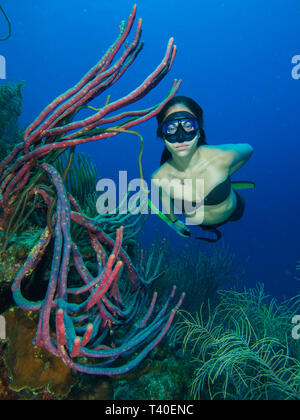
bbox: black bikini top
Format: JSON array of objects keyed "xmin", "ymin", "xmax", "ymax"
[
  {"xmin": 204, "ymin": 176, "xmax": 231, "ymax": 206},
  {"xmin": 180, "ymin": 176, "xmax": 232, "ymax": 209}
]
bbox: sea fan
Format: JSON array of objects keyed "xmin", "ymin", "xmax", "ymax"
[{"xmin": 172, "ymin": 287, "xmax": 300, "ymax": 400}]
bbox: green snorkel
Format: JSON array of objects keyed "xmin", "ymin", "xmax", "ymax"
[{"xmin": 0, "ymin": 4, "xmax": 11, "ymax": 41}]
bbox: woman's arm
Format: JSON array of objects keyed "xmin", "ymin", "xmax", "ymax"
[{"xmin": 218, "ymin": 143, "xmax": 253, "ymax": 175}]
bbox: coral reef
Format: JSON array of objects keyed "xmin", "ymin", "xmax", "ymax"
[
  {"xmin": 0, "ymin": 342, "xmax": 18, "ymax": 400},
  {"xmin": 3, "ymin": 4, "xmax": 292, "ymax": 402},
  {"xmin": 54, "ymin": 149, "xmax": 99, "ymax": 215},
  {"xmin": 3, "ymin": 307, "xmax": 76, "ymax": 398},
  {"xmin": 172, "ymin": 284, "xmax": 300, "ymax": 400},
  {"xmin": 70, "ymin": 376, "xmax": 114, "ymax": 400},
  {"xmin": 112, "ymin": 344, "xmax": 192, "ymax": 400},
  {"xmin": 0, "ymin": 82, "xmax": 24, "ymax": 160},
  {"xmin": 0, "ymin": 5, "xmax": 184, "ymax": 382},
  {"xmin": 54, "ymin": 150, "xmax": 146, "ymax": 247}
]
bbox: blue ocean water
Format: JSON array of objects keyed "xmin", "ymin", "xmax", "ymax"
[{"xmin": 1, "ymin": 0, "xmax": 299, "ymax": 300}]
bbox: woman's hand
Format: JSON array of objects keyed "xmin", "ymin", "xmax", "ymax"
[
  {"xmin": 218, "ymin": 143, "xmax": 253, "ymax": 175},
  {"xmin": 172, "ymin": 219, "xmax": 191, "ymax": 237}
]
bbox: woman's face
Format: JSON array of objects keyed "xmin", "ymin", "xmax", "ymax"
[{"xmin": 162, "ymin": 104, "xmax": 200, "ymax": 159}]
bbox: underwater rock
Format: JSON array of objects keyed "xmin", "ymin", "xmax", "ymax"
[
  {"xmin": 113, "ymin": 346, "xmax": 192, "ymax": 400},
  {"xmin": 0, "ymin": 281, "xmax": 13, "ymax": 313},
  {"xmin": 0, "ymin": 229, "xmax": 44, "ymax": 283},
  {"xmin": 0, "ymin": 235, "xmax": 33, "ymax": 312},
  {"xmin": 70, "ymin": 377, "xmax": 114, "ymax": 400},
  {"xmin": 0, "ymin": 342, "xmax": 19, "ymax": 400},
  {"xmin": 3, "ymin": 307, "xmax": 76, "ymax": 399}
]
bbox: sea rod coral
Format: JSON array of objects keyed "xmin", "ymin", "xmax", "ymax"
[{"xmin": 0, "ymin": 5, "xmax": 184, "ymax": 375}]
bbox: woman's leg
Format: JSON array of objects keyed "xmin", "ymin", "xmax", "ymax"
[
  {"xmin": 196, "ymin": 190, "xmax": 246, "ymax": 241},
  {"xmin": 229, "ymin": 190, "xmax": 245, "ymax": 222}
]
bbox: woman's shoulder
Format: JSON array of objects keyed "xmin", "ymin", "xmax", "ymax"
[
  {"xmin": 199, "ymin": 144, "xmax": 226, "ymax": 160},
  {"xmin": 201, "ymin": 144, "xmax": 227, "ymax": 153},
  {"xmin": 151, "ymin": 162, "xmax": 172, "ymax": 184},
  {"xmin": 202, "ymin": 143, "xmax": 253, "ymax": 153},
  {"xmin": 198, "ymin": 144, "xmax": 235, "ymax": 171},
  {"xmin": 200, "ymin": 143, "xmax": 253, "ymax": 171},
  {"xmin": 200, "ymin": 144, "xmax": 240, "ymax": 160}
]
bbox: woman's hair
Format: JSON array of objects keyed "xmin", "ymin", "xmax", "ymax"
[{"xmin": 156, "ymin": 96, "xmax": 207, "ymax": 166}]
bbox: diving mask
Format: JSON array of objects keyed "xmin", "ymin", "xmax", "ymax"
[{"xmin": 161, "ymin": 111, "xmax": 199, "ymax": 143}]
